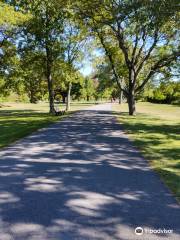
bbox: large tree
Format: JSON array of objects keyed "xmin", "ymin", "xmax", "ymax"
[
  {"xmin": 74, "ymin": 0, "xmax": 180, "ymax": 115},
  {"xmin": 13, "ymin": 0, "xmax": 68, "ymax": 113},
  {"xmin": 0, "ymin": 1, "xmax": 29, "ymax": 98}
]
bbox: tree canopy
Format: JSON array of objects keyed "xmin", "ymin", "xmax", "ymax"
[
  {"xmin": 0, "ymin": 0, "xmax": 179, "ymax": 114},
  {"xmin": 73, "ymin": 0, "xmax": 180, "ymax": 114}
]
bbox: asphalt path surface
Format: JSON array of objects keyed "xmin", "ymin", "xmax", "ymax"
[{"xmin": 0, "ymin": 104, "xmax": 179, "ymax": 240}]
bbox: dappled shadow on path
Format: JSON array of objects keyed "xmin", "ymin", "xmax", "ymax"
[{"xmin": 0, "ymin": 110, "xmax": 179, "ymax": 240}]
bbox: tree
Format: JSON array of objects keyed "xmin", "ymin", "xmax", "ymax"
[
  {"xmin": 0, "ymin": 1, "xmax": 29, "ymax": 99},
  {"xmin": 93, "ymin": 44, "xmax": 128, "ymax": 103},
  {"xmin": 0, "ymin": 40, "xmax": 20, "ymax": 97},
  {"xmin": 62, "ymin": 21, "xmax": 87, "ymax": 111},
  {"xmin": 20, "ymin": 50, "xmax": 47, "ymax": 103},
  {"xmin": 14, "ymin": 0, "xmax": 68, "ymax": 113},
  {"xmin": 74, "ymin": 0, "xmax": 180, "ymax": 115},
  {"xmin": 95, "ymin": 61, "xmax": 121, "ymax": 102},
  {"xmin": 0, "ymin": 1, "xmax": 29, "ymax": 47},
  {"xmin": 147, "ymin": 80, "xmax": 180, "ymax": 104},
  {"xmin": 53, "ymin": 60, "xmax": 81, "ymax": 109},
  {"xmin": 80, "ymin": 76, "xmax": 97, "ymax": 101}
]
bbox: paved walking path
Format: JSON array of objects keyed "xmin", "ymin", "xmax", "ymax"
[{"xmin": 0, "ymin": 104, "xmax": 179, "ymax": 240}]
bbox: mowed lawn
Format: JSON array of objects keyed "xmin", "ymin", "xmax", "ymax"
[
  {"xmin": 0, "ymin": 102, "xmax": 94, "ymax": 148},
  {"xmin": 114, "ymin": 102, "xmax": 180, "ymax": 202}
]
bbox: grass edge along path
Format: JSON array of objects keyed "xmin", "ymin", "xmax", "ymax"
[
  {"xmin": 0, "ymin": 102, "xmax": 97, "ymax": 149},
  {"xmin": 113, "ymin": 102, "xmax": 180, "ymax": 203},
  {"xmin": 0, "ymin": 112, "xmax": 70, "ymax": 149}
]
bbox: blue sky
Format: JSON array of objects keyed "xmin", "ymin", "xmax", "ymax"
[
  {"xmin": 79, "ymin": 48, "xmax": 104, "ymax": 76},
  {"xmin": 80, "ymin": 64, "xmax": 93, "ymax": 76}
]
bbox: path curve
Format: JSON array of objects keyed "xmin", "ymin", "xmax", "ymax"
[{"xmin": 0, "ymin": 104, "xmax": 179, "ymax": 240}]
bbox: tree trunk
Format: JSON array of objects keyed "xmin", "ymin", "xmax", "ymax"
[
  {"xmin": 29, "ymin": 89, "xmax": 37, "ymax": 104},
  {"xmin": 47, "ymin": 71, "xmax": 55, "ymax": 114},
  {"xmin": 127, "ymin": 69, "xmax": 136, "ymax": 115},
  {"xmin": 62, "ymin": 95, "xmax": 66, "ymax": 104},
  {"xmin": 119, "ymin": 90, "xmax": 122, "ymax": 104},
  {"xmin": 30, "ymin": 95, "xmax": 36, "ymax": 104},
  {"xmin": 46, "ymin": 46, "xmax": 55, "ymax": 114},
  {"xmin": 29, "ymin": 91, "xmax": 34, "ymax": 104},
  {"xmin": 128, "ymin": 92, "xmax": 136, "ymax": 115},
  {"xmin": 66, "ymin": 82, "xmax": 72, "ymax": 111}
]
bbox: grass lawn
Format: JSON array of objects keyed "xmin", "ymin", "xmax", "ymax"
[
  {"xmin": 113, "ymin": 102, "xmax": 180, "ymax": 202},
  {"xmin": 0, "ymin": 101, "xmax": 95, "ymax": 149}
]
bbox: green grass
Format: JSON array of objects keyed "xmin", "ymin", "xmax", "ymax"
[
  {"xmin": 0, "ymin": 101, "xmax": 94, "ymax": 148},
  {"xmin": 113, "ymin": 102, "xmax": 180, "ymax": 202}
]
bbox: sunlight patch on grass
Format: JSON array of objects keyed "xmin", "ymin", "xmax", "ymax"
[
  {"xmin": 0, "ymin": 101, "xmax": 95, "ymax": 148},
  {"xmin": 0, "ymin": 112, "xmax": 60, "ymax": 148},
  {"xmin": 113, "ymin": 102, "xmax": 180, "ymax": 202}
]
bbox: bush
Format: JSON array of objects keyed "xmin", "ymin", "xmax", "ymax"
[{"xmin": 146, "ymin": 81, "xmax": 180, "ymax": 104}]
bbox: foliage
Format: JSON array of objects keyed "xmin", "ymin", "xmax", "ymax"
[
  {"xmin": 0, "ymin": 40, "xmax": 20, "ymax": 95},
  {"xmin": 73, "ymin": 0, "xmax": 180, "ymax": 114},
  {"xmin": 0, "ymin": 0, "xmax": 30, "ymax": 58},
  {"xmin": 147, "ymin": 80, "xmax": 180, "ymax": 104},
  {"xmin": 0, "ymin": 1, "xmax": 28, "ymax": 26},
  {"xmin": 0, "ymin": 0, "xmax": 179, "ymax": 110},
  {"xmin": 79, "ymin": 77, "xmax": 97, "ymax": 101},
  {"xmin": 0, "ymin": 1, "xmax": 30, "ymax": 97},
  {"xmin": 20, "ymin": 50, "xmax": 47, "ymax": 103},
  {"xmin": 95, "ymin": 61, "xmax": 118, "ymax": 100},
  {"xmin": 12, "ymin": 0, "xmax": 69, "ymax": 112}
]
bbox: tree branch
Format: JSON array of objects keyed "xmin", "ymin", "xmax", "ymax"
[
  {"xmin": 95, "ymin": 28, "xmax": 128, "ymax": 95},
  {"xmin": 131, "ymin": 33, "xmax": 139, "ymax": 64},
  {"xmin": 134, "ymin": 26, "xmax": 147, "ymax": 66},
  {"xmin": 114, "ymin": 21, "xmax": 131, "ymax": 69},
  {"xmin": 135, "ymin": 51, "xmax": 180, "ymax": 93},
  {"xmin": 135, "ymin": 29, "xmax": 159, "ymax": 78}
]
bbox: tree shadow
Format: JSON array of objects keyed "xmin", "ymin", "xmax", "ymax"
[
  {"xmin": 0, "ymin": 109, "xmax": 48, "ymax": 117},
  {"xmin": 112, "ymin": 111, "xmax": 179, "ymax": 158},
  {"xmin": 0, "ymin": 110, "xmax": 179, "ymax": 239},
  {"xmin": 0, "ymin": 110, "xmax": 61, "ymax": 149}
]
